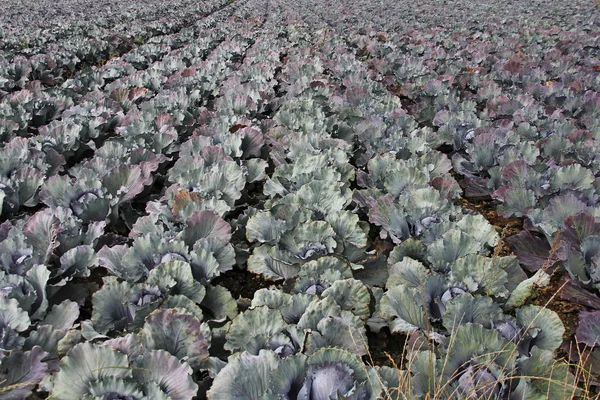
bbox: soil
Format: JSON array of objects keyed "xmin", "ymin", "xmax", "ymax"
[
  {"xmin": 457, "ymin": 196, "xmax": 588, "ymax": 367},
  {"xmin": 364, "ymin": 328, "xmax": 408, "ymax": 369},
  {"xmin": 362, "ymin": 193, "xmax": 537, "ymax": 371},
  {"xmin": 530, "ymin": 271, "xmax": 599, "ymax": 392},
  {"xmin": 457, "ymin": 197, "xmax": 523, "ymax": 257},
  {"xmin": 212, "ymin": 267, "xmax": 275, "ymax": 300},
  {"xmin": 531, "ymin": 271, "xmax": 585, "ymax": 342}
]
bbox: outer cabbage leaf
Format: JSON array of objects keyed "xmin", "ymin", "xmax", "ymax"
[
  {"xmin": 304, "ymin": 312, "xmax": 368, "ymax": 356},
  {"xmin": 294, "ymin": 256, "xmax": 353, "ymax": 295},
  {"xmin": 321, "ymin": 278, "xmax": 370, "ymax": 321},
  {"xmin": 493, "ymin": 186, "xmax": 536, "ymax": 217},
  {"xmin": 404, "ymin": 187, "xmax": 452, "ymax": 236},
  {"xmin": 2, "ymin": 167, "xmax": 46, "ymax": 211},
  {"xmin": 0, "ymin": 221, "xmax": 34, "ymax": 275},
  {"xmin": 507, "ymin": 230, "xmax": 554, "ymax": 272},
  {"xmin": 450, "ymin": 255, "xmax": 509, "ymax": 298},
  {"xmin": 180, "ymin": 210, "xmax": 231, "ymax": 248},
  {"xmin": 387, "ymin": 257, "xmax": 430, "ymax": 289},
  {"xmin": 102, "ymin": 164, "xmax": 150, "ymax": 206},
  {"xmin": 146, "ymin": 261, "xmax": 205, "ymax": 304},
  {"xmin": 388, "ymin": 239, "xmax": 427, "ymax": 266},
  {"xmin": 516, "ymin": 305, "xmax": 564, "ymax": 352},
  {"xmin": 506, "ymin": 270, "xmax": 551, "ymax": 308},
  {"xmin": 380, "ymin": 286, "xmax": 428, "ymax": 334},
  {"xmin": 427, "ymin": 229, "xmax": 480, "ymax": 272},
  {"xmin": 82, "ymin": 377, "xmax": 144, "ymax": 400},
  {"xmin": 456, "ymin": 214, "xmax": 499, "ymax": 248},
  {"xmin": 561, "ymin": 213, "xmax": 600, "ymax": 286},
  {"xmin": 169, "ymin": 156, "xmax": 245, "ymax": 207},
  {"xmin": 128, "ymin": 283, "xmax": 167, "ymax": 328},
  {"xmin": 201, "ymin": 284, "xmax": 238, "ymax": 321},
  {"xmin": 0, "ymin": 297, "xmax": 31, "ymax": 333},
  {"xmin": 238, "ymin": 126, "xmax": 264, "ymax": 158},
  {"xmin": 246, "ymin": 211, "xmax": 287, "ymax": 244},
  {"xmin": 383, "ymin": 166, "xmax": 428, "ymax": 196},
  {"xmin": 161, "ymin": 294, "xmax": 205, "ymax": 322},
  {"xmin": 294, "ymin": 181, "xmax": 351, "ymax": 217},
  {"xmin": 540, "ymin": 194, "xmax": 587, "ymax": 235},
  {"xmin": 500, "ymin": 159, "xmax": 539, "ymax": 187},
  {"xmin": 244, "ymin": 159, "xmax": 267, "ymax": 183},
  {"xmin": 50, "ymin": 343, "xmax": 131, "ymax": 400},
  {"xmin": 0, "ymin": 345, "xmax": 48, "ymax": 399},
  {"xmin": 132, "ymin": 350, "xmax": 198, "ymax": 400},
  {"xmin": 299, "ymin": 348, "xmax": 378, "ymax": 400},
  {"xmin": 42, "ymin": 300, "xmax": 80, "ymax": 331},
  {"xmin": 104, "ymin": 333, "xmax": 146, "ymax": 360},
  {"xmin": 376, "ymin": 365, "xmax": 405, "ymax": 400},
  {"xmin": 57, "ymin": 245, "xmax": 98, "ymax": 279},
  {"xmin": 264, "ymin": 354, "xmax": 308, "ymax": 399},
  {"xmin": 186, "ymin": 246, "xmax": 221, "ymax": 282},
  {"xmin": 455, "ymin": 362, "xmax": 506, "ymax": 399},
  {"xmin": 512, "ymin": 348, "xmax": 577, "ymax": 400},
  {"xmin": 168, "ymin": 188, "xmax": 230, "ymax": 220},
  {"xmin": 408, "ymin": 350, "xmax": 439, "ymax": 398},
  {"xmin": 142, "ymin": 308, "xmax": 209, "ymax": 371},
  {"xmin": 24, "ymin": 325, "xmax": 68, "ymax": 364},
  {"xmin": 296, "ymin": 296, "xmax": 342, "ymax": 331},
  {"xmin": 442, "ymin": 293, "xmax": 503, "ymax": 331},
  {"xmin": 40, "ymin": 174, "xmax": 110, "ymax": 222},
  {"xmin": 22, "ymin": 209, "xmax": 60, "ymax": 265},
  {"xmin": 326, "ymin": 210, "xmax": 368, "ymax": 248},
  {"xmin": 442, "ymin": 323, "xmax": 517, "ymax": 399},
  {"xmin": 247, "ymin": 245, "xmax": 301, "ymax": 281},
  {"xmin": 563, "ymin": 213, "xmax": 600, "ymax": 247},
  {"xmin": 207, "ymin": 350, "xmax": 280, "ymax": 400},
  {"xmin": 368, "ymin": 194, "xmax": 409, "ymax": 244},
  {"xmin": 91, "ymin": 278, "xmax": 134, "ymax": 334},
  {"xmin": 280, "ymin": 221, "xmax": 337, "ymax": 260},
  {"xmin": 576, "ymin": 311, "xmax": 600, "ymax": 347},
  {"xmin": 225, "ymin": 306, "xmax": 288, "ymax": 353},
  {"xmin": 24, "ymin": 264, "xmax": 51, "ymax": 321},
  {"xmin": 251, "ymin": 289, "xmax": 313, "ymax": 324},
  {"xmin": 97, "ymin": 244, "xmax": 143, "ymax": 282},
  {"xmin": 550, "ymin": 164, "xmax": 595, "ymax": 192},
  {"xmin": 245, "ymin": 333, "xmax": 295, "ymax": 357},
  {"xmin": 0, "ymin": 275, "xmax": 35, "ymax": 322}
]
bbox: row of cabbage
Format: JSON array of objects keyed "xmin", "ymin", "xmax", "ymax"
[
  {"xmin": 293, "ymin": 0, "xmax": 600, "ymax": 384},
  {"xmin": 0, "ymin": 0, "xmax": 235, "ymax": 95},
  {"xmin": 1, "ymin": 0, "xmax": 599, "ymax": 398},
  {"xmin": 0, "ymin": 0, "xmax": 272, "ymax": 397}
]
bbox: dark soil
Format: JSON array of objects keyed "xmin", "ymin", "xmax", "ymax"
[
  {"xmin": 531, "ymin": 271, "xmax": 598, "ymax": 392},
  {"xmin": 531, "ymin": 271, "xmax": 585, "ymax": 342},
  {"xmin": 458, "ymin": 197, "xmax": 523, "ymax": 257},
  {"xmin": 212, "ymin": 268, "xmax": 275, "ymax": 300},
  {"xmin": 364, "ymin": 328, "xmax": 408, "ymax": 369}
]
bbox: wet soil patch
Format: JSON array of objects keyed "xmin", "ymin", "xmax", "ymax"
[
  {"xmin": 364, "ymin": 327, "xmax": 408, "ymax": 369},
  {"xmin": 53, "ymin": 266, "xmax": 108, "ymax": 322},
  {"xmin": 212, "ymin": 268, "xmax": 275, "ymax": 300}
]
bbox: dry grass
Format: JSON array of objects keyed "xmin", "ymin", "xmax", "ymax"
[
  {"xmin": 361, "ymin": 232, "xmax": 600, "ymax": 400},
  {"xmin": 0, "ymin": 381, "xmax": 40, "ymax": 396},
  {"xmin": 364, "ymin": 321, "xmax": 600, "ymax": 400}
]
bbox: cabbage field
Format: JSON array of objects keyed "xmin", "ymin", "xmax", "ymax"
[{"xmin": 1, "ymin": 0, "xmax": 600, "ymax": 398}]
